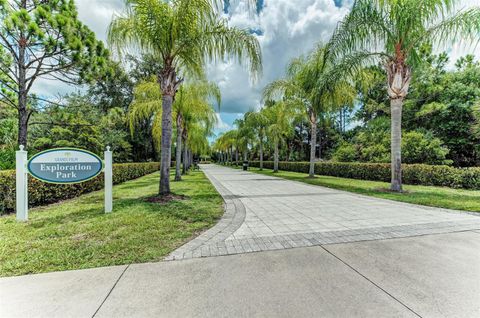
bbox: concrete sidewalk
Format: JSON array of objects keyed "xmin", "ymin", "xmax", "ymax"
[
  {"xmin": 1, "ymin": 232, "xmax": 479, "ymax": 317},
  {"xmin": 2, "ymin": 165, "xmax": 480, "ymax": 317}
]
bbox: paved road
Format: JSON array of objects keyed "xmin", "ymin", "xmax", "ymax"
[{"xmin": 2, "ymin": 164, "xmax": 480, "ymax": 317}]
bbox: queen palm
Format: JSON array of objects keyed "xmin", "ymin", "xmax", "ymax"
[
  {"xmin": 215, "ymin": 130, "xmax": 236, "ymax": 164},
  {"xmin": 128, "ymin": 79, "xmax": 218, "ymax": 181},
  {"xmin": 175, "ymin": 82, "xmax": 220, "ymax": 180},
  {"xmin": 328, "ymin": 0, "xmax": 480, "ymax": 192},
  {"xmin": 109, "ymin": 0, "xmax": 262, "ymax": 195},
  {"xmin": 264, "ymin": 45, "xmax": 355, "ymax": 178},
  {"xmin": 234, "ymin": 118, "xmax": 254, "ymax": 161},
  {"xmin": 244, "ymin": 109, "xmax": 268, "ymax": 170},
  {"xmin": 264, "ymin": 102, "xmax": 294, "ymax": 173}
]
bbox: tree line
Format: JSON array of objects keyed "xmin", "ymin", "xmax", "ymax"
[
  {"xmin": 0, "ymin": 0, "xmax": 261, "ymax": 198},
  {"xmin": 214, "ymin": 0, "xmax": 480, "ymax": 192}
]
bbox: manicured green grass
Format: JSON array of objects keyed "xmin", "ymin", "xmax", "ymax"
[
  {"xmin": 0, "ymin": 171, "xmax": 223, "ymax": 277},
  {"xmin": 241, "ymin": 166, "xmax": 480, "ymax": 212}
]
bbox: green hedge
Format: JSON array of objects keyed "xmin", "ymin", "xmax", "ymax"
[
  {"xmin": 247, "ymin": 161, "xmax": 480, "ymax": 190},
  {"xmin": 0, "ymin": 162, "xmax": 160, "ymax": 214}
]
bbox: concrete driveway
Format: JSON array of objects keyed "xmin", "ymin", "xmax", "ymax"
[{"xmin": 1, "ymin": 165, "xmax": 480, "ymax": 317}]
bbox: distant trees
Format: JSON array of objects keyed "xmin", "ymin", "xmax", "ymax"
[
  {"xmin": 264, "ymin": 102, "xmax": 294, "ymax": 173},
  {"xmin": 216, "ymin": 48, "xmax": 480, "ymax": 176}
]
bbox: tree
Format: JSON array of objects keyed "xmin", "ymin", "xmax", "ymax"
[
  {"xmin": 0, "ymin": 0, "xmax": 111, "ymax": 147},
  {"xmin": 244, "ymin": 109, "xmax": 268, "ymax": 169},
  {"xmin": 109, "ymin": 0, "xmax": 262, "ymax": 195},
  {"xmin": 214, "ymin": 130, "xmax": 236, "ymax": 165},
  {"xmin": 264, "ymin": 45, "xmax": 355, "ymax": 177},
  {"xmin": 234, "ymin": 118, "xmax": 254, "ymax": 161},
  {"xmin": 174, "ymin": 82, "xmax": 219, "ymax": 180},
  {"xmin": 264, "ymin": 102, "xmax": 293, "ymax": 173},
  {"xmin": 129, "ymin": 79, "xmax": 219, "ymax": 179},
  {"xmin": 328, "ymin": 0, "xmax": 480, "ymax": 191}
]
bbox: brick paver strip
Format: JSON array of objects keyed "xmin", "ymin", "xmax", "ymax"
[{"xmin": 165, "ymin": 165, "xmax": 480, "ymax": 260}]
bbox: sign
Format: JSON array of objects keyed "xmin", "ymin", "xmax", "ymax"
[{"xmin": 27, "ymin": 148, "xmax": 103, "ymax": 184}]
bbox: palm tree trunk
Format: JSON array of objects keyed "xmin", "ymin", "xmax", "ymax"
[
  {"xmin": 391, "ymin": 98, "xmax": 403, "ymax": 191},
  {"xmin": 160, "ymin": 94, "xmax": 173, "ymax": 195},
  {"xmin": 183, "ymin": 141, "xmax": 188, "ymax": 174},
  {"xmin": 175, "ymin": 114, "xmax": 182, "ymax": 181},
  {"xmin": 243, "ymin": 151, "xmax": 247, "ymax": 161},
  {"xmin": 309, "ymin": 112, "xmax": 317, "ymax": 178},
  {"xmin": 274, "ymin": 141, "xmax": 279, "ymax": 173},
  {"xmin": 259, "ymin": 138, "xmax": 264, "ymax": 171},
  {"xmin": 386, "ymin": 55, "xmax": 410, "ymax": 192},
  {"xmin": 235, "ymin": 149, "xmax": 239, "ymax": 165}
]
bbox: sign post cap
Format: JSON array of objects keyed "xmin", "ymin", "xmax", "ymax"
[
  {"xmin": 19, "ymin": 145, "xmax": 25, "ymax": 151},
  {"xmin": 106, "ymin": 146, "xmax": 111, "ymax": 152}
]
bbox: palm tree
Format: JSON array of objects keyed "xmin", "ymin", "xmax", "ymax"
[
  {"xmin": 327, "ymin": 0, "xmax": 480, "ymax": 192},
  {"xmin": 215, "ymin": 130, "xmax": 236, "ymax": 165},
  {"xmin": 234, "ymin": 118, "xmax": 254, "ymax": 161},
  {"xmin": 109, "ymin": 0, "xmax": 262, "ymax": 195},
  {"xmin": 264, "ymin": 102, "xmax": 293, "ymax": 173},
  {"xmin": 244, "ymin": 109, "xmax": 268, "ymax": 170},
  {"xmin": 128, "ymin": 79, "xmax": 218, "ymax": 180},
  {"xmin": 264, "ymin": 45, "xmax": 355, "ymax": 178},
  {"xmin": 174, "ymin": 82, "xmax": 220, "ymax": 180}
]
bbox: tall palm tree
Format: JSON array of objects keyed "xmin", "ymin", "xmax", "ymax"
[
  {"xmin": 234, "ymin": 118, "xmax": 254, "ymax": 161},
  {"xmin": 128, "ymin": 79, "xmax": 218, "ymax": 180},
  {"xmin": 264, "ymin": 45, "xmax": 355, "ymax": 178},
  {"xmin": 109, "ymin": 0, "xmax": 262, "ymax": 195},
  {"xmin": 327, "ymin": 0, "xmax": 480, "ymax": 192},
  {"xmin": 264, "ymin": 102, "xmax": 293, "ymax": 173},
  {"xmin": 215, "ymin": 130, "xmax": 236, "ymax": 164},
  {"xmin": 174, "ymin": 82, "xmax": 220, "ymax": 180},
  {"xmin": 244, "ymin": 109, "xmax": 268, "ymax": 170}
]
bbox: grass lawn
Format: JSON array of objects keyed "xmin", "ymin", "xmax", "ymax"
[
  {"xmin": 240, "ymin": 166, "xmax": 480, "ymax": 212},
  {"xmin": 0, "ymin": 171, "xmax": 223, "ymax": 277}
]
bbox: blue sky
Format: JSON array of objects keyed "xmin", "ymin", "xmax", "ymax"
[{"xmin": 31, "ymin": 0, "xmax": 480, "ymax": 140}]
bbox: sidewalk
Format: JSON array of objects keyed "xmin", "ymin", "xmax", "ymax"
[{"xmin": 1, "ymin": 231, "xmax": 479, "ymax": 317}]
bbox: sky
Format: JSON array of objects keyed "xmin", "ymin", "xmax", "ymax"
[{"xmin": 32, "ymin": 0, "xmax": 480, "ymax": 138}]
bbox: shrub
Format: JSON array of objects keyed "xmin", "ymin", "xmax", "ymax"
[
  {"xmin": 402, "ymin": 131, "xmax": 451, "ymax": 165},
  {"xmin": 0, "ymin": 162, "xmax": 159, "ymax": 214},
  {"xmin": 248, "ymin": 161, "xmax": 480, "ymax": 190}
]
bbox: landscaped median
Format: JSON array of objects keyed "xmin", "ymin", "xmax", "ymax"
[
  {"xmin": 0, "ymin": 171, "xmax": 223, "ymax": 277},
  {"xmin": 241, "ymin": 165, "xmax": 480, "ymax": 212},
  {"xmin": 248, "ymin": 161, "xmax": 480, "ymax": 190}
]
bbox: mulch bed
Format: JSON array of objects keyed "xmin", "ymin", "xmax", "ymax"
[{"xmin": 145, "ymin": 194, "xmax": 187, "ymax": 204}]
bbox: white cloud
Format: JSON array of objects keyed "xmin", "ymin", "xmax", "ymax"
[
  {"xmin": 29, "ymin": 0, "xmax": 480, "ymax": 112},
  {"xmin": 30, "ymin": 0, "xmax": 125, "ymax": 97},
  {"xmin": 215, "ymin": 113, "xmax": 232, "ymax": 131},
  {"xmin": 208, "ymin": 0, "xmax": 350, "ymax": 114},
  {"xmin": 444, "ymin": 0, "xmax": 480, "ymax": 67}
]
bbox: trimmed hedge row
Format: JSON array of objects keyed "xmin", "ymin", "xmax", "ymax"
[
  {"xmin": 0, "ymin": 162, "xmax": 160, "ymax": 214},
  {"xmin": 248, "ymin": 161, "xmax": 480, "ymax": 190}
]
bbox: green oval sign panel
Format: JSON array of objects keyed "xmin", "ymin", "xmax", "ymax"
[{"xmin": 28, "ymin": 148, "xmax": 103, "ymax": 184}]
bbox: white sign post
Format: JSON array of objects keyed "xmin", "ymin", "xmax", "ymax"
[
  {"xmin": 15, "ymin": 145, "xmax": 28, "ymax": 221},
  {"xmin": 104, "ymin": 146, "xmax": 113, "ymax": 213},
  {"xmin": 15, "ymin": 146, "xmax": 114, "ymax": 222}
]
